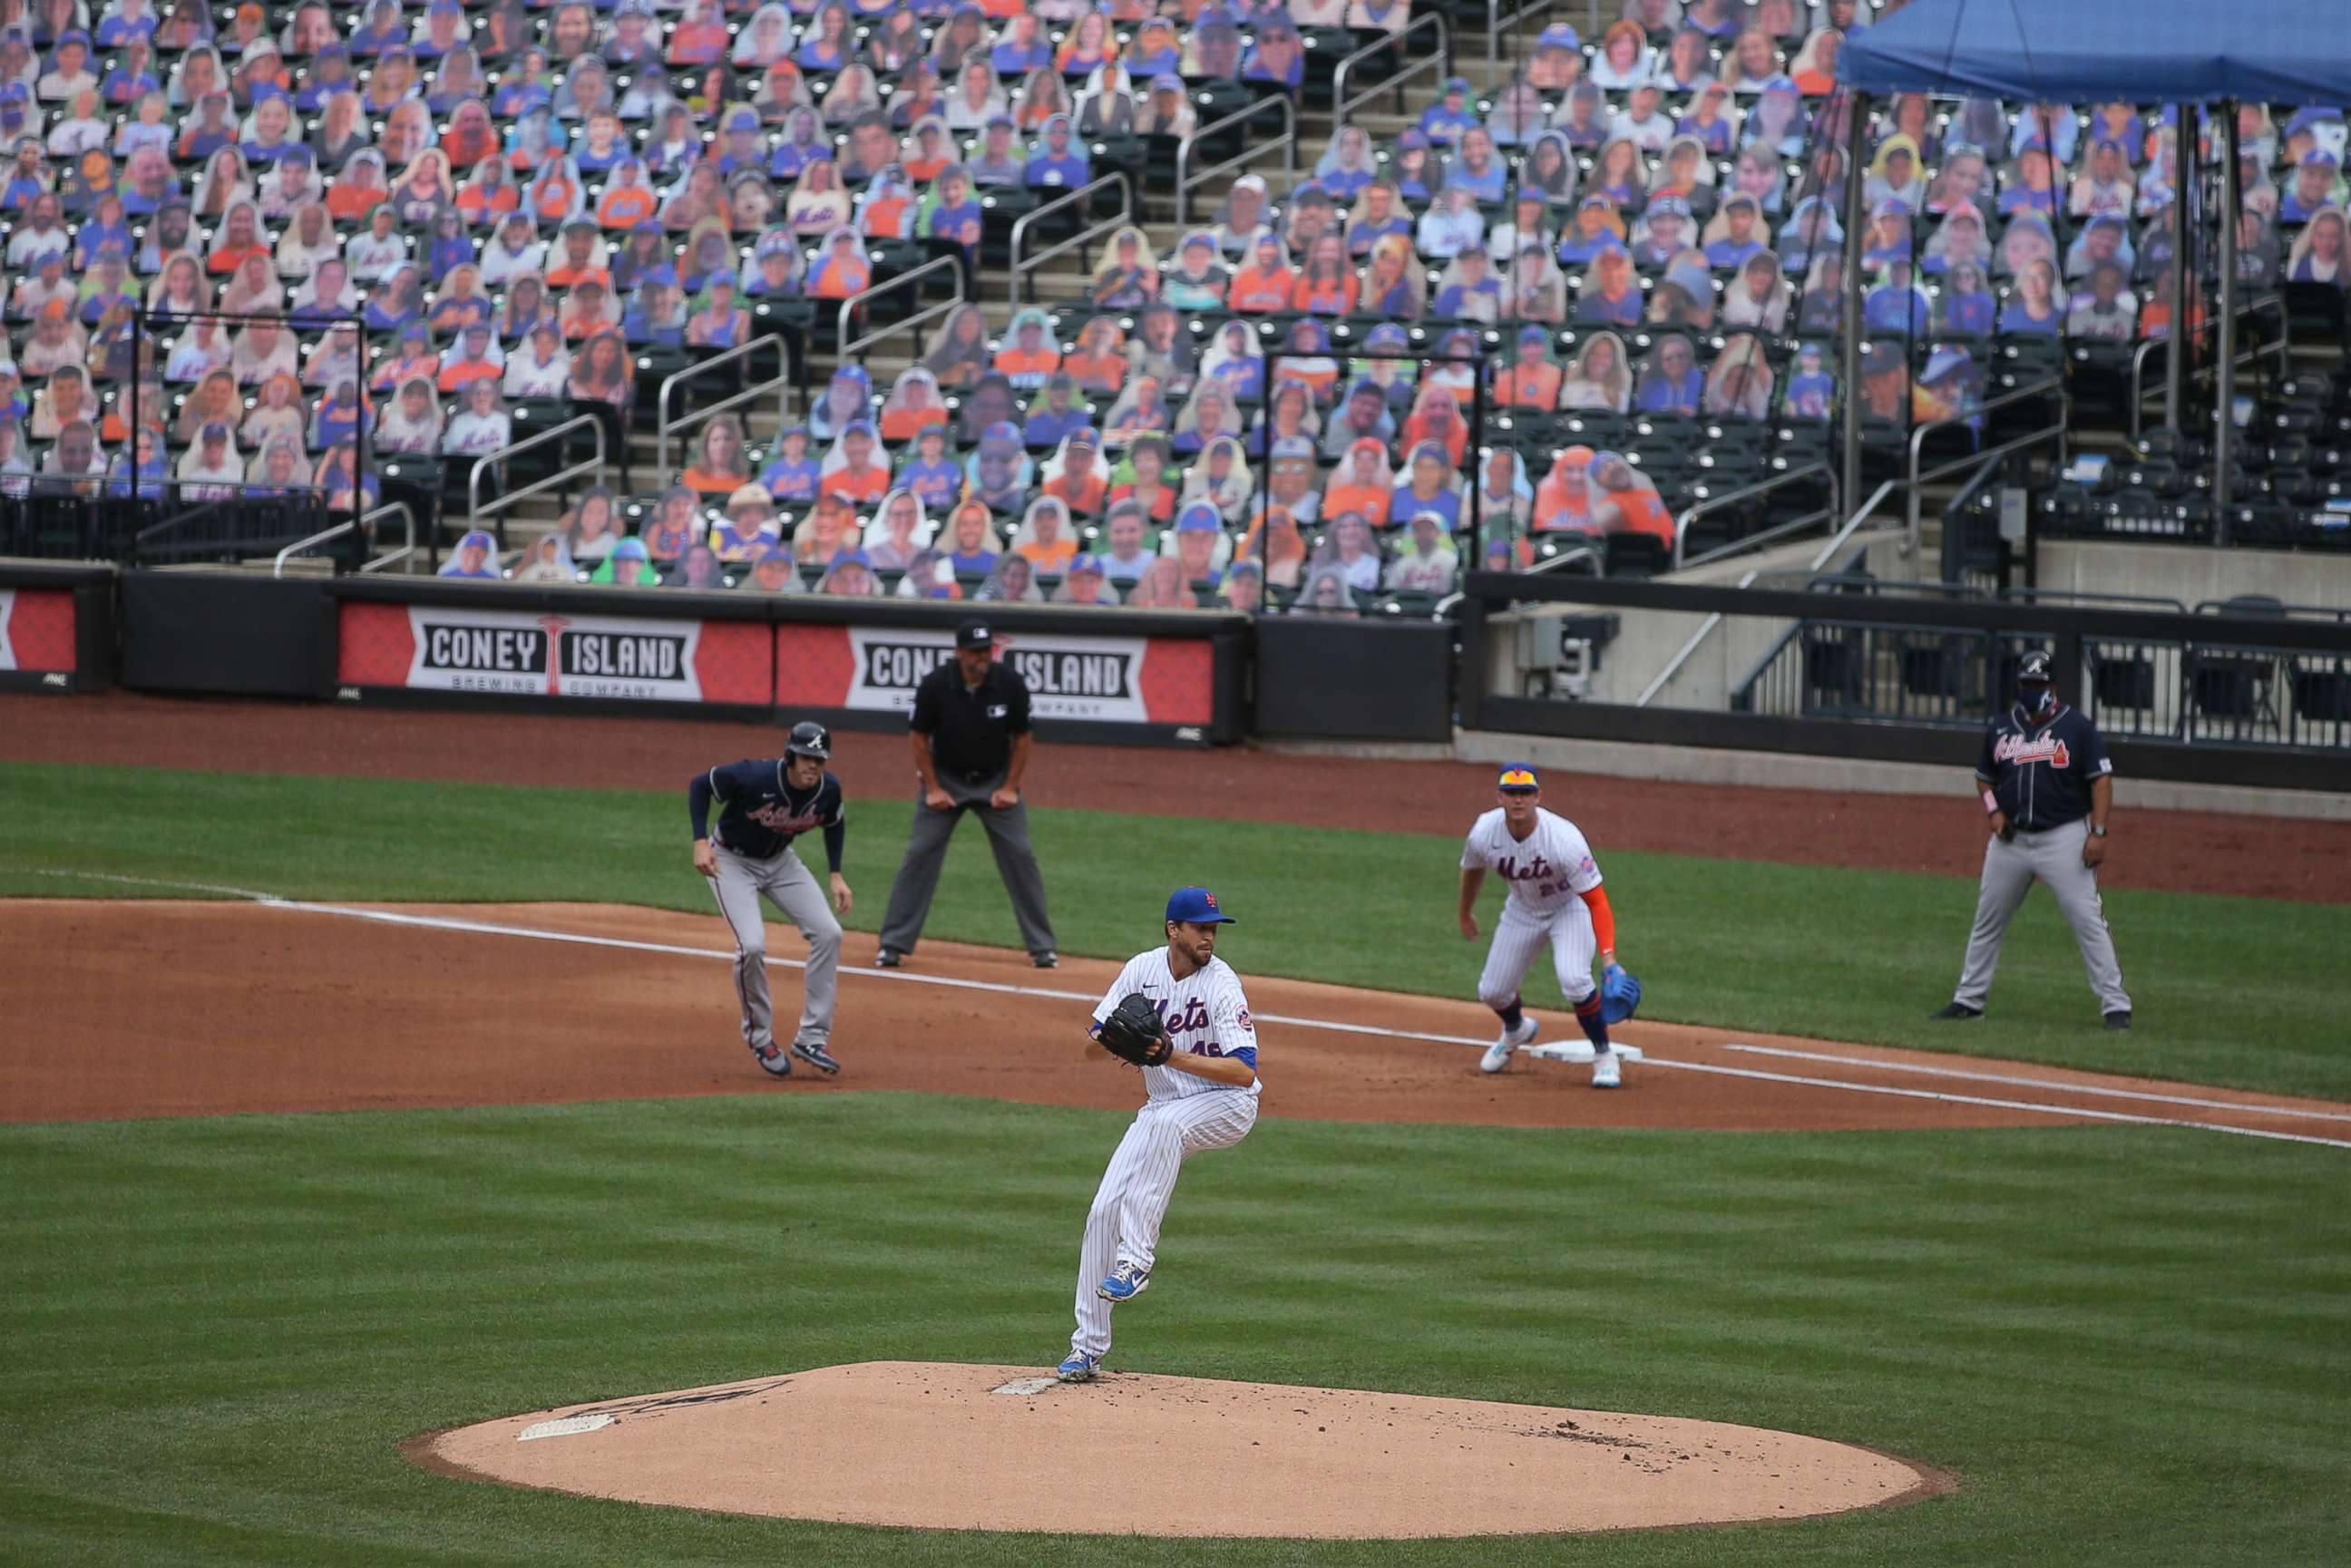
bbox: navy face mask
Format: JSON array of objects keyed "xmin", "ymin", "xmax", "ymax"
[{"xmin": 2018, "ymin": 681, "xmax": 2056, "ymax": 716}]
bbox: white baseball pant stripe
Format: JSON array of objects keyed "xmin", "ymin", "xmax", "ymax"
[
  {"xmin": 1070, "ymin": 1091, "xmax": 1257, "ymax": 1359},
  {"xmin": 1477, "ymin": 900, "xmax": 1598, "ymax": 1009},
  {"xmin": 705, "ymin": 843, "xmax": 842, "ymax": 1049},
  {"xmin": 1953, "ymin": 820, "xmax": 2132, "ymax": 1014}
]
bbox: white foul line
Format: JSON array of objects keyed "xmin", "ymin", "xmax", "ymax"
[
  {"xmin": 1636, "ymin": 1057, "xmax": 2351, "ymax": 1150},
  {"xmin": 1720, "ymin": 1043, "xmax": 2351, "ymax": 1125},
  {"xmin": 15, "ymin": 868, "xmax": 2346, "ymax": 1151}
]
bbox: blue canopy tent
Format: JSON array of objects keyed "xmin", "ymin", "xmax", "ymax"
[
  {"xmin": 1834, "ymin": 0, "xmax": 2348, "ymax": 527},
  {"xmin": 1839, "ymin": 0, "xmax": 2350, "ymax": 106}
]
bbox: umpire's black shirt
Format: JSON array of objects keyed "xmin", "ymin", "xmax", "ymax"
[{"xmin": 911, "ymin": 657, "xmax": 1033, "ymax": 781}]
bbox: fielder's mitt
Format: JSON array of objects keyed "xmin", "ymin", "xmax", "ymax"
[
  {"xmin": 1600, "ymin": 963, "xmax": 1643, "ymax": 1027},
  {"xmin": 1097, "ymin": 992, "xmax": 1173, "ymax": 1066}
]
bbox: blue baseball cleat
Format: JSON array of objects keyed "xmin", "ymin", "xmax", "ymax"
[
  {"xmin": 1056, "ymin": 1352, "xmax": 1100, "ymax": 1382},
  {"xmin": 1096, "ymin": 1262, "xmax": 1150, "ymax": 1302}
]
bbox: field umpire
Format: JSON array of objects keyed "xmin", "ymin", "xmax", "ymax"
[
  {"xmin": 1933, "ymin": 650, "xmax": 2133, "ymax": 1030},
  {"xmin": 875, "ymin": 618, "xmax": 1059, "ymax": 969}
]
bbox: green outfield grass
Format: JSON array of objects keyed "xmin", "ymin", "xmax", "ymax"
[
  {"xmin": 3, "ymin": 760, "xmax": 2343, "ymax": 1100},
  {"xmin": 1, "ymin": 1096, "xmax": 2345, "ymax": 1566}
]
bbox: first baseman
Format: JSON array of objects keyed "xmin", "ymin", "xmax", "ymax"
[
  {"xmin": 1458, "ymin": 764, "xmax": 1628, "ymax": 1087},
  {"xmin": 1057, "ymin": 888, "xmax": 1260, "ymax": 1384},
  {"xmin": 688, "ymin": 721, "xmax": 853, "ymax": 1077}
]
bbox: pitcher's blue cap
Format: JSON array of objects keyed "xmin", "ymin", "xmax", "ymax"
[
  {"xmin": 1166, "ymin": 887, "xmax": 1235, "ymax": 925},
  {"xmin": 1497, "ymin": 763, "xmax": 1540, "ymax": 793}
]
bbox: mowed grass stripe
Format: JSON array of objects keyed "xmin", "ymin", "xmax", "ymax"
[
  {"xmin": 1, "ymin": 759, "xmax": 2347, "ymax": 1097},
  {"xmin": 3, "ymin": 1096, "xmax": 2346, "ymax": 1566}
]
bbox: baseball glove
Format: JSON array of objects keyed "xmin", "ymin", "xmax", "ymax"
[
  {"xmin": 1096, "ymin": 992, "xmax": 1173, "ymax": 1066},
  {"xmin": 1600, "ymin": 963, "xmax": 1643, "ymax": 1027}
]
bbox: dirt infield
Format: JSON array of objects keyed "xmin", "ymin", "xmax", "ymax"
[
  {"xmin": 419, "ymin": 1361, "xmax": 1942, "ymax": 1538},
  {"xmin": 5, "ymin": 692, "xmax": 2346, "ymax": 901},
  {"xmin": 8, "ymin": 899, "xmax": 2343, "ymax": 1146}
]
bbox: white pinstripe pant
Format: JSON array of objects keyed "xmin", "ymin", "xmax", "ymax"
[
  {"xmin": 1070, "ymin": 1091, "xmax": 1258, "ymax": 1359},
  {"xmin": 1476, "ymin": 900, "xmax": 1599, "ymax": 1010}
]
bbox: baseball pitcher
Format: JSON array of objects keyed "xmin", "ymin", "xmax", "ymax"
[
  {"xmin": 1056, "ymin": 887, "xmax": 1259, "ymax": 1384},
  {"xmin": 688, "ymin": 721, "xmax": 854, "ymax": 1077}
]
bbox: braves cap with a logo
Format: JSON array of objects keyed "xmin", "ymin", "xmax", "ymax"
[
  {"xmin": 1497, "ymin": 764, "xmax": 1541, "ymax": 794},
  {"xmin": 1165, "ymin": 887, "xmax": 1236, "ymax": 925}
]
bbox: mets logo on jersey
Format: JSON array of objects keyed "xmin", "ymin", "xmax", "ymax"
[
  {"xmin": 1153, "ymin": 996, "xmax": 1212, "ymax": 1037},
  {"xmin": 1495, "ymin": 852, "xmax": 1554, "ymax": 883},
  {"xmin": 1994, "ymin": 734, "xmax": 2072, "ymax": 768}
]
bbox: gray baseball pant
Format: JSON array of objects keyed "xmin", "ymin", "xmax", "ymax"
[
  {"xmin": 706, "ymin": 843, "xmax": 841, "ymax": 1050},
  {"xmin": 1952, "ymin": 819, "xmax": 2132, "ymax": 1014},
  {"xmin": 876, "ymin": 772, "xmax": 1058, "ymax": 957}
]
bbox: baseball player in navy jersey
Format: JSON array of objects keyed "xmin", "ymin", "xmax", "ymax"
[
  {"xmin": 688, "ymin": 721, "xmax": 854, "ymax": 1077},
  {"xmin": 1056, "ymin": 888, "xmax": 1260, "ymax": 1384},
  {"xmin": 1458, "ymin": 764, "xmax": 1628, "ymax": 1087},
  {"xmin": 1934, "ymin": 650, "xmax": 2133, "ymax": 1028}
]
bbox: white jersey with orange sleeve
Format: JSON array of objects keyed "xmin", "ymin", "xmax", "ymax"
[
  {"xmin": 1091, "ymin": 948, "xmax": 1261, "ymax": 1104},
  {"xmin": 1459, "ymin": 805, "xmax": 1604, "ymax": 917}
]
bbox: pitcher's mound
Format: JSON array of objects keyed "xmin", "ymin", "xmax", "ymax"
[{"xmin": 421, "ymin": 1361, "xmax": 1936, "ymax": 1538}]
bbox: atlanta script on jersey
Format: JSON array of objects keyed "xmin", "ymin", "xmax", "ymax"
[
  {"xmin": 1977, "ymin": 702, "xmax": 2110, "ymax": 833},
  {"xmin": 1092, "ymin": 948, "xmax": 1260, "ymax": 1103},
  {"xmin": 693, "ymin": 758, "xmax": 844, "ymax": 860},
  {"xmin": 1458, "ymin": 806, "xmax": 1604, "ymax": 915}
]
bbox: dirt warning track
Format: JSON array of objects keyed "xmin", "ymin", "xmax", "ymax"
[{"xmin": 5, "ymin": 898, "xmax": 2343, "ymax": 1145}]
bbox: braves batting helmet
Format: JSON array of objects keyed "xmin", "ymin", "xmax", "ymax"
[{"xmin": 785, "ymin": 720, "xmax": 832, "ymax": 761}]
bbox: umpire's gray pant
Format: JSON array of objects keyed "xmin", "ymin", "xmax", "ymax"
[
  {"xmin": 877, "ymin": 771, "xmax": 1057, "ymax": 957},
  {"xmin": 1952, "ymin": 819, "xmax": 2132, "ymax": 1014},
  {"xmin": 706, "ymin": 843, "xmax": 841, "ymax": 1050}
]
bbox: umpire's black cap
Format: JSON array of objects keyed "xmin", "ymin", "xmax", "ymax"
[{"xmin": 955, "ymin": 618, "xmax": 995, "ymax": 649}]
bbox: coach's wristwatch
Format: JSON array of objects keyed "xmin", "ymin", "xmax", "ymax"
[{"xmin": 2088, "ymin": 825, "xmax": 2109, "ymax": 837}]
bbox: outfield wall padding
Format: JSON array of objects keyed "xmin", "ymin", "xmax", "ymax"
[
  {"xmin": 1253, "ymin": 618, "xmax": 1453, "ymax": 742},
  {"xmin": 323, "ymin": 579, "xmax": 1252, "ymax": 747},
  {"xmin": 0, "ymin": 561, "xmax": 115, "ymax": 693},
  {"xmin": 119, "ymin": 571, "xmax": 337, "ymax": 698}
]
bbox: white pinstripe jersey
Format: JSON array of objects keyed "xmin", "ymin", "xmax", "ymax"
[
  {"xmin": 1093, "ymin": 948, "xmax": 1261, "ymax": 1103},
  {"xmin": 1460, "ymin": 806, "xmax": 1603, "ymax": 918}
]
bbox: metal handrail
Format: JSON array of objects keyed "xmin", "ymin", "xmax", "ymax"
[
  {"xmin": 1174, "ymin": 93, "xmax": 1296, "ymax": 226},
  {"xmin": 1485, "ymin": 0, "xmax": 1552, "ymax": 80},
  {"xmin": 1637, "ymin": 476, "xmax": 1901, "ymax": 707},
  {"xmin": 1331, "ymin": 12, "xmax": 1449, "ymax": 136},
  {"xmin": 835, "ymin": 254, "xmax": 968, "ymax": 363},
  {"xmin": 272, "ymin": 519, "xmax": 357, "ymax": 577},
  {"xmin": 1670, "ymin": 461, "xmax": 1836, "ymax": 570},
  {"xmin": 2127, "ymin": 293, "xmax": 2290, "ymax": 443},
  {"xmin": 468, "ymin": 414, "xmax": 607, "ymax": 531},
  {"xmin": 655, "ymin": 334, "xmax": 791, "ymax": 490},
  {"xmin": 661, "ymin": 363, "xmax": 802, "ymax": 492},
  {"xmin": 358, "ymin": 501, "xmax": 417, "ymax": 573},
  {"xmin": 1905, "ymin": 375, "xmax": 2067, "ymax": 553},
  {"xmin": 1678, "ymin": 504, "xmax": 1839, "ymax": 570},
  {"xmin": 1009, "ymin": 172, "xmax": 1133, "ymax": 307},
  {"xmin": 1529, "ymin": 538, "xmax": 1602, "ymax": 574}
]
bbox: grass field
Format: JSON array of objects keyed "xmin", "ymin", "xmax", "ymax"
[
  {"xmin": 2, "ymin": 1097, "xmax": 2346, "ymax": 1566},
  {"xmin": 5, "ymin": 756, "xmax": 2346, "ymax": 1564},
  {"xmin": 2, "ymin": 761, "xmax": 2343, "ymax": 1099}
]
